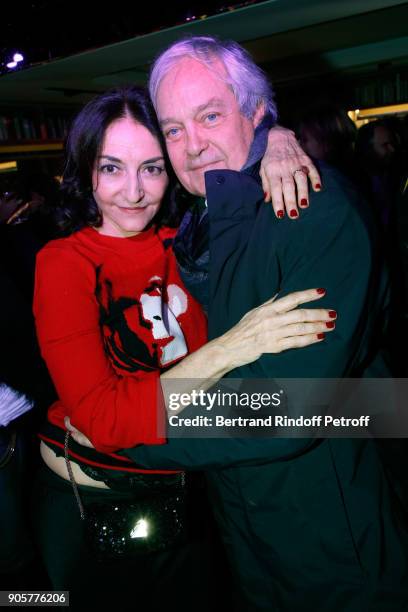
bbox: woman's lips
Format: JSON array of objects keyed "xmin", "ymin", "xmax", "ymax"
[{"xmin": 117, "ymin": 206, "xmax": 146, "ymax": 214}]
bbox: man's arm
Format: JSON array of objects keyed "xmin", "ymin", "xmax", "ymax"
[
  {"xmin": 256, "ymin": 166, "xmax": 386, "ymax": 380},
  {"xmin": 119, "ymin": 436, "xmax": 317, "ymax": 470}
]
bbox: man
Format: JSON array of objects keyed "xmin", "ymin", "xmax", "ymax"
[
  {"xmin": 356, "ymin": 119, "xmax": 403, "ymax": 229},
  {"xmin": 71, "ymin": 37, "xmax": 408, "ymax": 610}
]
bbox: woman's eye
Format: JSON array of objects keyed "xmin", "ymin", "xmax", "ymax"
[
  {"xmin": 144, "ymin": 166, "xmax": 165, "ymax": 176},
  {"xmin": 99, "ymin": 164, "xmax": 118, "ymax": 174}
]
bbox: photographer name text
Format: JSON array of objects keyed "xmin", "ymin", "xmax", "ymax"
[{"xmin": 168, "ymin": 415, "xmax": 371, "ymax": 428}]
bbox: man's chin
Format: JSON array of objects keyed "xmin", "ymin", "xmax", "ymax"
[
  {"xmin": 193, "ymin": 187, "xmax": 206, "ymax": 198},
  {"xmin": 181, "ymin": 166, "xmax": 229, "ymax": 197},
  {"xmin": 182, "ymin": 177, "xmax": 206, "ymax": 198}
]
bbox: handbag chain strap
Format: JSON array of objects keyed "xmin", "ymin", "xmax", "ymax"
[
  {"xmin": 64, "ymin": 430, "xmax": 86, "ymax": 520},
  {"xmin": 64, "ymin": 431, "xmax": 187, "ymax": 521}
]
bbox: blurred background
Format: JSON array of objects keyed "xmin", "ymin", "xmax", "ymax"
[{"xmin": 0, "ymin": 0, "xmax": 407, "ymax": 183}]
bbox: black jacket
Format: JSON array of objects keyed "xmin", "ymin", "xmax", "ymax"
[{"xmin": 122, "ymin": 165, "xmax": 408, "ymax": 611}]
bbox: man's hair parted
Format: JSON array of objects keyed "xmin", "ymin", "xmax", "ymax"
[{"xmin": 149, "ymin": 35, "xmax": 277, "ymax": 123}]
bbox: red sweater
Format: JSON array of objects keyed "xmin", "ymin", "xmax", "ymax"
[{"xmin": 34, "ymin": 225, "xmax": 207, "ymax": 456}]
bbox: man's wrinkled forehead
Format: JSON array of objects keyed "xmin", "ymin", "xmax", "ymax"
[{"xmin": 155, "ymin": 57, "xmax": 235, "ymax": 120}]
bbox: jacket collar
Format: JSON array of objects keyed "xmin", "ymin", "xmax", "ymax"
[{"xmin": 241, "ymin": 112, "xmax": 275, "ymax": 178}]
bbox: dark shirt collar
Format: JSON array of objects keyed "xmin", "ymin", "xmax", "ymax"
[{"xmin": 241, "ymin": 112, "xmax": 275, "ymax": 177}]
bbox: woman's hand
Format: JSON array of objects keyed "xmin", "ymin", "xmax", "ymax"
[
  {"xmin": 260, "ymin": 127, "xmax": 322, "ymax": 220},
  {"xmin": 64, "ymin": 416, "xmax": 95, "ymax": 448},
  {"xmin": 66, "ymin": 289, "xmax": 336, "ymax": 428},
  {"xmin": 218, "ymin": 288, "xmax": 336, "ymax": 370}
]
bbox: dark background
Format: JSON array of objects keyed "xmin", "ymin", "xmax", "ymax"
[{"xmin": 2, "ymin": 0, "xmax": 264, "ymax": 67}]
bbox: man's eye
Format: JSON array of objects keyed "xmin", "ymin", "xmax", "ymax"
[
  {"xmin": 144, "ymin": 166, "xmax": 165, "ymax": 176},
  {"xmin": 99, "ymin": 164, "xmax": 119, "ymax": 174},
  {"xmin": 166, "ymin": 127, "xmax": 180, "ymax": 138},
  {"xmin": 205, "ymin": 113, "xmax": 219, "ymax": 123}
]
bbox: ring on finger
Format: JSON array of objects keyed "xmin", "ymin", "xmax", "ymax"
[{"xmin": 293, "ymin": 167, "xmax": 308, "ymax": 177}]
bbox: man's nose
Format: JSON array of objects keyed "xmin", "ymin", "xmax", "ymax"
[
  {"xmin": 123, "ymin": 172, "xmax": 144, "ymax": 203},
  {"xmin": 185, "ymin": 126, "xmax": 207, "ymax": 158}
]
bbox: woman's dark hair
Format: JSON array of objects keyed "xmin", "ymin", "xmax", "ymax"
[{"xmin": 56, "ymin": 85, "xmax": 182, "ymax": 235}]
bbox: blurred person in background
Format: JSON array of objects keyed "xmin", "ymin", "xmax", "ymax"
[
  {"xmin": 355, "ymin": 118, "xmax": 408, "ymax": 376},
  {"xmin": 355, "ymin": 118, "xmax": 405, "ymax": 231},
  {"xmin": 296, "ymin": 105, "xmax": 357, "ymax": 182}
]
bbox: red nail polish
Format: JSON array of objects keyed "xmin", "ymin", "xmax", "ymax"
[
  {"xmin": 300, "ymin": 198, "xmax": 308, "ymax": 207},
  {"xmin": 289, "ymin": 210, "xmax": 298, "ymax": 218},
  {"xmin": 317, "ymin": 333, "xmax": 325, "ymax": 340},
  {"xmin": 317, "ymin": 288, "xmax": 326, "ymax": 294},
  {"xmin": 277, "ymin": 210, "xmax": 284, "ymax": 219},
  {"xmin": 264, "ymin": 192, "xmax": 268, "ymax": 200},
  {"xmin": 315, "ymin": 183, "xmax": 321, "ymax": 190},
  {"xmin": 326, "ymin": 321, "xmax": 335, "ymax": 329},
  {"xmin": 328, "ymin": 310, "xmax": 337, "ymax": 318}
]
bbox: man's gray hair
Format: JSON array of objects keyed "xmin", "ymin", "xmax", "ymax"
[{"xmin": 149, "ymin": 35, "xmax": 277, "ymax": 123}]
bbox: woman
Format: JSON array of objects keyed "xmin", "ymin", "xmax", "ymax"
[{"xmin": 32, "ymin": 86, "xmax": 336, "ymax": 609}]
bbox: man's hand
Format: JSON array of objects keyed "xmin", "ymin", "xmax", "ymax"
[
  {"xmin": 260, "ymin": 127, "xmax": 322, "ymax": 219},
  {"xmin": 64, "ymin": 416, "xmax": 95, "ymax": 448}
]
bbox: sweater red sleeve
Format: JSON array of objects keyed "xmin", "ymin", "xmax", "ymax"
[{"xmin": 33, "ymin": 245, "xmax": 166, "ymax": 454}]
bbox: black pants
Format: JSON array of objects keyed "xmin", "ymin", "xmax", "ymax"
[
  {"xmin": 0, "ymin": 427, "xmax": 35, "ymax": 573},
  {"xmin": 31, "ymin": 464, "xmax": 230, "ymax": 611}
]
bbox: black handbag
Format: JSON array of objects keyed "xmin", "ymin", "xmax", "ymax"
[{"xmin": 64, "ymin": 432, "xmax": 187, "ymax": 560}]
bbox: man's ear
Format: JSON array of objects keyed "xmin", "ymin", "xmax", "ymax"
[{"xmin": 252, "ymin": 102, "xmax": 266, "ymax": 129}]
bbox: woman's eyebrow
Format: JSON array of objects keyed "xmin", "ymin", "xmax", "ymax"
[
  {"xmin": 97, "ymin": 155, "xmax": 123, "ymax": 163},
  {"xmin": 97, "ymin": 155, "xmax": 165, "ymax": 164},
  {"xmin": 142, "ymin": 156, "xmax": 165, "ymax": 164}
]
